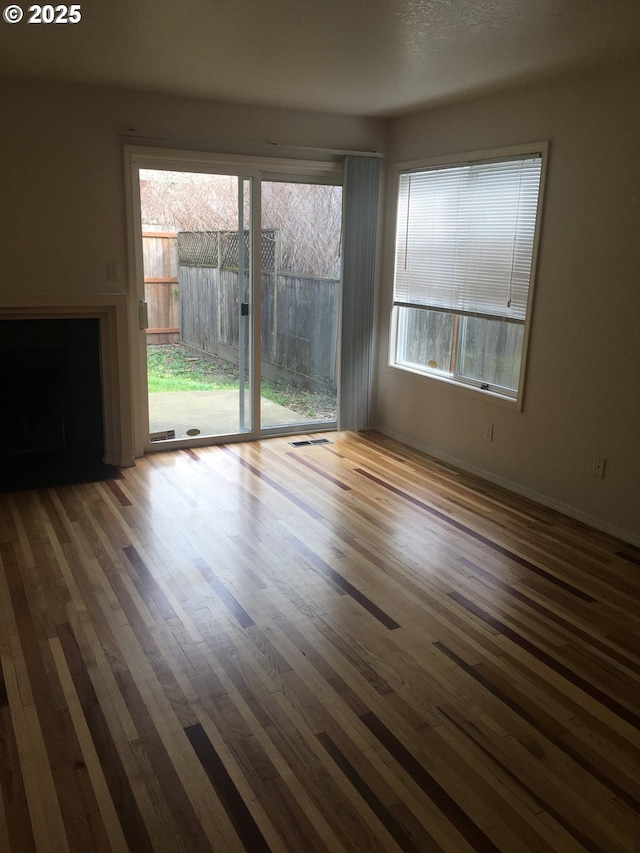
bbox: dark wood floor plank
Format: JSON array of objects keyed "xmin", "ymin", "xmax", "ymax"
[
  {"xmin": 1, "ymin": 540, "xmax": 111, "ymax": 853},
  {"xmin": 360, "ymin": 710, "xmax": 502, "ymax": 851},
  {"xmin": 105, "ymin": 479, "xmax": 132, "ymax": 507},
  {"xmin": 437, "ymin": 703, "xmax": 617, "ymax": 853},
  {"xmin": 355, "ymin": 467, "xmax": 597, "ymax": 602},
  {"xmin": 192, "ymin": 556, "xmax": 256, "ymax": 628},
  {"xmin": 262, "ymin": 709, "xmax": 385, "ymax": 850},
  {"xmin": 0, "ymin": 692, "xmax": 37, "ymax": 852},
  {"xmin": 434, "ymin": 641, "xmax": 640, "ymax": 812},
  {"xmin": 317, "ymin": 730, "xmax": 427, "ymax": 853},
  {"xmin": 56, "ymin": 622, "xmax": 156, "ymax": 853},
  {"xmin": 458, "ymin": 556, "xmax": 640, "ymax": 674},
  {"xmin": 114, "ymin": 665, "xmax": 216, "ymax": 852},
  {"xmin": 221, "ymin": 444, "xmax": 323, "ymax": 520},
  {"xmin": 448, "ymin": 591, "xmax": 640, "ymax": 728},
  {"xmin": 0, "ymin": 431, "xmax": 637, "ymax": 852},
  {"xmin": 184, "ymin": 722, "xmax": 271, "ymax": 852},
  {"xmin": 288, "ymin": 535, "xmax": 401, "ymax": 629}
]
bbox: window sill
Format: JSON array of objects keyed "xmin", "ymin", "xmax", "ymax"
[{"xmin": 389, "ymin": 361, "xmax": 523, "ymax": 411}]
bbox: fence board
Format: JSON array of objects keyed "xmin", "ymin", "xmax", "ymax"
[
  {"xmin": 143, "ymin": 234, "xmax": 180, "ymax": 343},
  {"xmin": 144, "ymin": 232, "xmax": 338, "ymax": 389},
  {"xmin": 142, "ymin": 235, "xmax": 178, "ymax": 278},
  {"xmin": 179, "ymin": 266, "xmax": 217, "ymax": 354},
  {"xmin": 179, "ymin": 266, "xmax": 337, "ymax": 388},
  {"xmin": 219, "ymin": 270, "xmax": 240, "ymax": 348}
]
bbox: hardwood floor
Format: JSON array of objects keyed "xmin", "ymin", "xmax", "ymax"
[{"xmin": 0, "ymin": 430, "xmax": 638, "ymax": 852}]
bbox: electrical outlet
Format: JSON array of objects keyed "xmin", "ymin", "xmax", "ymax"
[
  {"xmin": 484, "ymin": 423, "xmax": 494, "ymax": 442},
  {"xmin": 592, "ymin": 454, "xmax": 606, "ymax": 479}
]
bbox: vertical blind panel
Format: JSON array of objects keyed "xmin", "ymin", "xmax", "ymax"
[
  {"xmin": 340, "ymin": 155, "xmax": 380, "ymax": 431},
  {"xmin": 394, "ymin": 157, "xmax": 542, "ymax": 320}
]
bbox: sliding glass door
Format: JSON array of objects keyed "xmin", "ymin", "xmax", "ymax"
[
  {"xmin": 259, "ymin": 180, "xmax": 341, "ymax": 431},
  {"xmin": 137, "ymin": 169, "xmax": 254, "ymax": 444},
  {"xmin": 128, "ymin": 148, "xmax": 345, "ymax": 451}
]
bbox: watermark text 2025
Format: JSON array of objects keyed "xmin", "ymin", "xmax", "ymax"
[{"xmin": 2, "ymin": 4, "xmax": 82, "ymax": 24}]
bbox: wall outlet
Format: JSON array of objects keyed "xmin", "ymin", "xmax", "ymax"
[
  {"xmin": 484, "ymin": 423, "xmax": 494, "ymax": 442},
  {"xmin": 592, "ymin": 454, "xmax": 606, "ymax": 479}
]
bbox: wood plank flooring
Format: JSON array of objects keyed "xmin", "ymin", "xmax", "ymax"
[{"xmin": 0, "ymin": 430, "xmax": 638, "ymax": 852}]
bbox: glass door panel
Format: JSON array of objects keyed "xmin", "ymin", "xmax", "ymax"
[
  {"xmin": 259, "ymin": 181, "xmax": 341, "ymax": 430},
  {"xmin": 138, "ymin": 169, "xmax": 252, "ymax": 443}
]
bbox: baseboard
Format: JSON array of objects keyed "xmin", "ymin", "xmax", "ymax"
[{"xmin": 374, "ymin": 425, "xmax": 640, "ymax": 548}]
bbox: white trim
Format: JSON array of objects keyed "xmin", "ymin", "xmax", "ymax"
[
  {"xmin": 375, "ymin": 424, "xmax": 640, "ymax": 548},
  {"xmin": 124, "ymin": 150, "xmax": 148, "ymax": 457},
  {"xmin": 0, "ymin": 294, "xmax": 134, "ymax": 468},
  {"xmin": 394, "ymin": 141, "xmax": 549, "ymax": 175},
  {"xmin": 125, "ymin": 145, "xmax": 343, "ymax": 182},
  {"xmin": 388, "ymin": 360, "xmax": 520, "ymax": 409}
]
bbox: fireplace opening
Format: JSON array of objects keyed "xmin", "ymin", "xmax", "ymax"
[{"xmin": 0, "ymin": 318, "xmax": 120, "ymax": 490}]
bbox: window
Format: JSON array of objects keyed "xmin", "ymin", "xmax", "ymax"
[{"xmin": 390, "ymin": 144, "xmax": 546, "ymax": 403}]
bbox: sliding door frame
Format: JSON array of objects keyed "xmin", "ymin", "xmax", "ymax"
[{"xmin": 124, "ymin": 146, "xmax": 343, "ymax": 456}]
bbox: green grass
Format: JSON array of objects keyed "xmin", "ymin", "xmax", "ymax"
[
  {"xmin": 147, "ymin": 345, "xmax": 238, "ymax": 393},
  {"xmin": 147, "ymin": 375, "xmax": 231, "ymax": 392},
  {"xmin": 147, "ymin": 344, "xmax": 337, "ymax": 420}
]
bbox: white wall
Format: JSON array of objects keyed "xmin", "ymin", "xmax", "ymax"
[
  {"xmin": 375, "ymin": 57, "xmax": 640, "ymax": 544},
  {"xmin": 0, "ymin": 76, "xmax": 386, "ymax": 457},
  {"xmin": 1, "ymin": 68, "xmax": 638, "ymax": 543},
  {"xmin": 0, "ymin": 76, "xmax": 386, "ymax": 297}
]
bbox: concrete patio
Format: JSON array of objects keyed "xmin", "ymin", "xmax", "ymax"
[{"xmin": 148, "ymin": 389, "xmax": 319, "ymax": 439}]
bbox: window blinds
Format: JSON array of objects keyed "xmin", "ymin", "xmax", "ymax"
[{"xmin": 393, "ymin": 155, "xmax": 542, "ymax": 321}]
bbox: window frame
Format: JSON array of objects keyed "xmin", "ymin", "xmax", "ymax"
[{"xmin": 389, "ymin": 142, "xmax": 548, "ymax": 409}]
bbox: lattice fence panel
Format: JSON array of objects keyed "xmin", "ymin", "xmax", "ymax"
[
  {"xmin": 176, "ymin": 231, "xmax": 219, "ymax": 267},
  {"xmin": 178, "ymin": 230, "xmax": 276, "ymax": 271}
]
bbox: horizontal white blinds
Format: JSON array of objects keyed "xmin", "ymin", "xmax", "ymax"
[{"xmin": 394, "ymin": 155, "xmax": 542, "ymax": 321}]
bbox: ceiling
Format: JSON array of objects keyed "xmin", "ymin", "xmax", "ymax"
[{"xmin": 0, "ymin": 0, "xmax": 637, "ymax": 117}]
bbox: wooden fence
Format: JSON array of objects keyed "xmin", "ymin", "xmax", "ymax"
[
  {"xmin": 143, "ymin": 232, "xmax": 339, "ymax": 389},
  {"xmin": 143, "ymin": 232, "xmax": 179, "ymax": 344},
  {"xmin": 180, "ymin": 266, "xmax": 338, "ymax": 389},
  {"xmin": 261, "ymin": 272, "xmax": 338, "ymax": 387}
]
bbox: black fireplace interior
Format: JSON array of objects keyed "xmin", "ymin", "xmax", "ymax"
[{"xmin": 0, "ymin": 317, "xmax": 119, "ymax": 490}]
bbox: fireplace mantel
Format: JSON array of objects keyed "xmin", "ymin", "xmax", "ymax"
[{"xmin": 0, "ymin": 294, "xmax": 134, "ymax": 468}]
